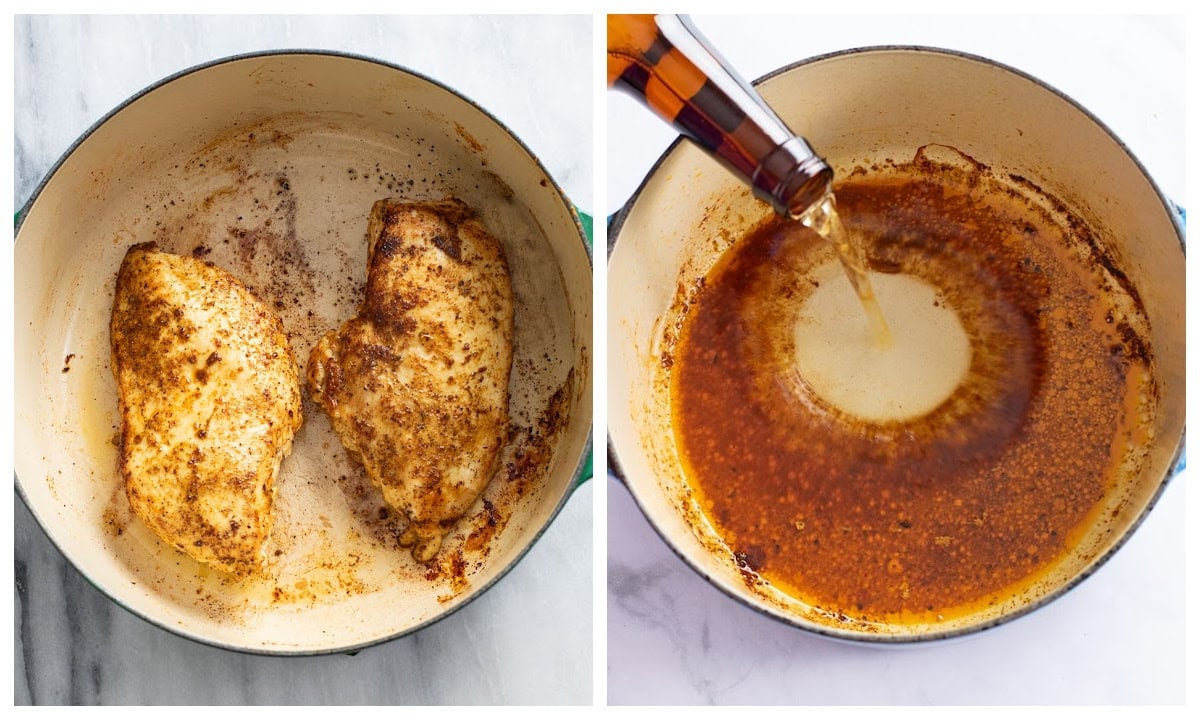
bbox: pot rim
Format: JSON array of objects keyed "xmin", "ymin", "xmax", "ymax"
[
  {"xmin": 16, "ymin": 48, "xmax": 593, "ymax": 656},
  {"xmin": 608, "ymin": 44, "xmax": 1184, "ymax": 254},
  {"xmin": 607, "ymin": 44, "xmax": 1185, "ymax": 644}
]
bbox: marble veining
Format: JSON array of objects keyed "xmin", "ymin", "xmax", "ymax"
[
  {"xmin": 14, "ymin": 14, "xmax": 592, "ymax": 706},
  {"xmin": 17, "ymin": 484, "xmax": 593, "ymax": 705},
  {"xmin": 15, "ymin": 14, "xmax": 591, "ymax": 210},
  {"xmin": 607, "ymin": 475, "xmax": 1184, "ymax": 705}
]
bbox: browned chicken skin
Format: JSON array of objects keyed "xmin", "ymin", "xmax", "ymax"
[
  {"xmin": 308, "ymin": 198, "xmax": 515, "ymax": 562},
  {"xmin": 111, "ymin": 242, "xmax": 303, "ymax": 575}
]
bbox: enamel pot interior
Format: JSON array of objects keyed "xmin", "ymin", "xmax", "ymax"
[
  {"xmin": 15, "ymin": 52, "xmax": 592, "ymax": 654},
  {"xmin": 608, "ymin": 47, "xmax": 1183, "ymax": 642}
]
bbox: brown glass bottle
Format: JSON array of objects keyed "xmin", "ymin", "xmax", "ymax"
[{"xmin": 608, "ymin": 14, "xmax": 832, "ymax": 218}]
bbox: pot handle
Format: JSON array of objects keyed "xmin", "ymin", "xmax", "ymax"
[
  {"xmin": 576, "ymin": 209, "xmax": 593, "ymax": 253},
  {"xmin": 573, "ymin": 439, "xmax": 594, "ymax": 490},
  {"xmin": 569, "ymin": 209, "xmax": 594, "ymax": 490}
]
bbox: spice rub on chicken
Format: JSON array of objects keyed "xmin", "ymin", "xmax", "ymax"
[
  {"xmin": 111, "ymin": 243, "xmax": 303, "ymax": 576},
  {"xmin": 308, "ymin": 198, "xmax": 514, "ymax": 563}
]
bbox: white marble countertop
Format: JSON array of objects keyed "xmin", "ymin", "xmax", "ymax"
[
  {"xmin": 14, "ymin": 14, "xmax": 593, "ymax": 705},
  {"xmin": 607, "ymin": 15, "xmax": 1185, "ymax": 705}
]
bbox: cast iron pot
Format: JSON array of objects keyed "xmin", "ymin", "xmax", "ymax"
[
  {"xmin": 607, "ymin": 46, "xmax": 1184, "ymax": 643},
  {"xmin": 15, "ymin": 51, "xmax": 593, "ymax": 654}
]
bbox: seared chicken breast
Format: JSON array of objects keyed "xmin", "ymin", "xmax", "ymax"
[
  {"xmin": 308, "ymin": 198, "xmax": 514, "ymax": 562},
  {"xmin": 111, "ymin": 243, "xmax": 303, "ymax": 576}
]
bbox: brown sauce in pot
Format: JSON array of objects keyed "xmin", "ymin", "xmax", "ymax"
[{"xmin": 669, "ymin": 154, "xmax": 1155, "ymax": 625}]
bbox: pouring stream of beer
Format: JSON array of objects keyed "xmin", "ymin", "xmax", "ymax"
[{"xmin": 797, "ymin": 192, "xmax": 893, "ymax": 347}]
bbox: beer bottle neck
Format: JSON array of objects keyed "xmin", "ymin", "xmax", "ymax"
[{"xmin": 608, "ymin": 14, "xmax": 832, "ymax": 217}]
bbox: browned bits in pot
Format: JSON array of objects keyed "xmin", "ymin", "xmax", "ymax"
[{"xmin": 670, "ymin": 156, "xmax": 1156, "ymax": 625}]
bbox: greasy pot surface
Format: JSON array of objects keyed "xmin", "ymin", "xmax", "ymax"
[
  {"xmin": 15, "ymin": 52, "xmax": 592, "ymax": 654},
  {"xmin": 608, "ymin": 47, "xmax": 1183, "ymax": 642}
]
